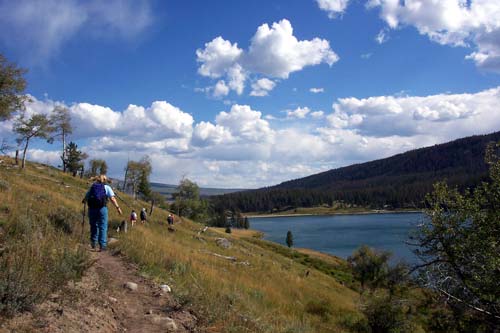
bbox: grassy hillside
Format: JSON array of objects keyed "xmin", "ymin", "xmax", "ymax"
[
  {"xmin": 0, "ymin": 156, "xmax": 362, "ymax": 332},
  {"xmin": 214, "ymin": 131, "xmax": 500, "ymax": 212}
]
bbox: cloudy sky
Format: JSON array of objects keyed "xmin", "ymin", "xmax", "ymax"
[{"xmin": 1, "ymin": 0, "xmax": 500, "ymax": 188}]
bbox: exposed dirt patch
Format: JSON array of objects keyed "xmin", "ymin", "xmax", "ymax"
[{"xmin": 0, "ymin": 249, "xmax": 199, "ymax": 333}]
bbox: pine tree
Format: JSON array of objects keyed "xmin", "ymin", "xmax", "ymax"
[
  {"xmin": 63, "ymin": 142, "xmax": 87, "ymax": 176},
  {"xmin": 286, "ymin": 230, "xmax": 293, "ymax": 248}
]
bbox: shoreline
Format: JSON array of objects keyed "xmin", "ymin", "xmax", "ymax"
[{"xmin": 245, "ymin": 209, "xmax": 422, "ymax": 218}]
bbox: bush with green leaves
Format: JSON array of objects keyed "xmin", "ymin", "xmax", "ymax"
[
  {"xmin": 348, "ymin": 245, "xmax": 391, "ymax": 291},
  {"xmin": 411, "ymin": 142, "xmax": 500, "ymax": 327}
]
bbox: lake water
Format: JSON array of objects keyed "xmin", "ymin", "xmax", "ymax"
[{"xmin": 250, "ymin": 213, "xmax": 424, "ymax": 263}]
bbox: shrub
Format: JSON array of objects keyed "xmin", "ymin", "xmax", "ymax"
[
  {"xmin": 48, "ymin": 206, "xmax": 80, "ymax": 234},
  {"xmin": 361, "ymin": 293, "xmax": 419, "ymax": 333},
  {"xmin": 0, "ymin": 179, "xmax": 9, "ymax": 191},
  {"xmin": 305, "ymin": 299, "xmax": 332, "ymax": 320},
  {"xmin": 348, "ymin": 245, "xmax": 391, "ymax": 291}
]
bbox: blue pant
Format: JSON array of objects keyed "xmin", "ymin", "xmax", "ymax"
[{"xmin": 88, "ymin": 206, "xmax": 108, "ymax": 249}]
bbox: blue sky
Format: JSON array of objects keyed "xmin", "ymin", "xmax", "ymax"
[{"xmin": 1, "ymin": 0, "xmax": 500, "ymax": 187}]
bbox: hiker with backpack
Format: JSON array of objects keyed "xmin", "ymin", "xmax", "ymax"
[
  {"xmin": 130, "ymin": 209, "xmax": 137, "ymax": 227},
  {"xmin": 82, "ymin": 175, "xmax": 122, "ymax": 251},
  {"xmin": 140, "ymin": 208, "xmax": 147, "ymax": 224}
]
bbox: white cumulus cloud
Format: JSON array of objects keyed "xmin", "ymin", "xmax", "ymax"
[
  {"xmin": 287, "ymin": 106, "xmax": 312, "ymax": 119},
  {"xmin": 316, "ymin": 0, "xmax": 351, "ymax": 18},
  {"xmin": 367, "ymin": 0, "xmax": 500, "ymax": 72},
  {"xmin": 4, "ymin": 87, "xmax": 500, "ymax": 188},
  {"xmin": 250, "ymin": 78, "xmax": 276, "ymax": 96},
  {"xmin": 215, "ymin": 104, "xmax": 274, "ymax": 142},
  {"xmin": 196, "ymin": 19, "xmax": 338, "ymax": 96},
  {"xmin": 310, "ymin": 87, "xmax": 325, "ymax": 93}
]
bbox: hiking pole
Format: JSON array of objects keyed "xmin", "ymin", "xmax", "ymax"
[{"xmin": 81, "ymin": 202, "xmax": 86, "ymax": 244}]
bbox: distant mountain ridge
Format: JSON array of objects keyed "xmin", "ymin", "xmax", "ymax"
[
  {"xmin": 150, "ymin": 182, "xmax": 246, "ymax": 198},
  {"xmin": 213, "ymin": 131, "xmax": 500, "ymax": 212}
]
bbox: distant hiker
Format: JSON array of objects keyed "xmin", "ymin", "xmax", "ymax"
[
  {"xmin": 167, "ymin": 214, "xmax": 174, "ymax": 225},
  {"xmin": 140, "ymin": 208, "xmax": 147, "ymax": 224},
  {"xmin": 82, "ymin": 175, "xmax": 122, "ymax": 251},
  {"xmin": 130, "ymin": 210, "xmax": 138, "ymax": 227}
]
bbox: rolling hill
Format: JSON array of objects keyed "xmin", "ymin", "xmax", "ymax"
[{"xmin": 212, "ymin": 131, "xmax": 500, "ymax": 212}]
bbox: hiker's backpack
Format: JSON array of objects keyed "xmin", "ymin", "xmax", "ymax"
[
  {"xmin": 87, "ymin": 183, "xmax": 107, "ymax": 209},
  {"xmin": 131, "ymin": 212, "xmax": 137, "ymax": 220}
]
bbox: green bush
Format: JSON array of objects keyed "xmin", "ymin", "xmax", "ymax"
[
  {"xmin": 48, "ymin": 206, "xmax": 80, "ymax": 234},
  {"xmin": 0, "ymin": 179, "xmax": 9, "ymax": 191},
  {"xmin": 305, "ymin": 299, "xmax": 332, "ymax": 320},
  {"xmin": 0, "ymin": 239, "xmax": 88, "ymax": 317},
  {"xmin": 361, "ymin": 293, "xmax": 419, "ymax": 333}
]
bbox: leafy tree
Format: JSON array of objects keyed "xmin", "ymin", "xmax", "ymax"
[
  {"xmin": 14, "ymin": 114, "xmax": 54, "ymax": 169},
  {"xmin": 244, "ymin": 216, "xmax": 250, "ymax": 229},
  {"xmin": 0, "ymin": 54, "xmax": 27, "ymax": 121},
  {"xmin": 63, "ymin": 142, "xmax": 87, "ymax": 176},
  {"xmin": 348, "ymin": 245, "xmax": 391, "ymax": 291},
  {"xmin": 123, "ymin": 156, "xmax": 151, "ymax": 199},
  {"xmin": 49, "ymin": 106, "xmax": 72, "ymax": 172},
  {"xmin": 286, "ymin": 230, "xmax": 293, "ymax": 248},
  {"xmin": 411, "ymin": 142, "xmax": 500, "ymax": 325},
  {"xmin": 172, "ymin": 178, "xmax": 200, "ymax": 217},
  {"xmin": 149, "ymin": 191, "xmax": 167, "ymax": 212},
  {"xmin": 88, "ymin": 159, "xmax": 108, "ymax": 176},
  {"xmin": 137, "ymin": 167, "xmax": 152, "ymax": 200}
]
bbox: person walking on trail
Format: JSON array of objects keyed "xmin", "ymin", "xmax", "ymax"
[
  {"xmin": 82, "ymin": 175, "xmax": 122, "ymax": 251},
  {"xmin": 167, "ymin": 214, "xmax": 174, "ymax": 225},
  {"xmin": 140, "ymin": 208, "xmax": 147, "ymax": 224},
  {"xmin": 130, "ymin": 210, "xmax": 137, "ymax": 227}
]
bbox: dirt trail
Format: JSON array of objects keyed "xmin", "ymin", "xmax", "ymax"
[{"xmin": 0, "ymin": 248, "xmax": 199, "ymax": 333}]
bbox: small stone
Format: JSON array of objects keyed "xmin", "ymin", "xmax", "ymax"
[
  {"xmin": 146, "ymin": 309, "xmax": 154, "ymax": 315},
  {"xmin": 124, "ymin": 282, "xmax": 138, "ymax": 291},
  {"xmin": 160, "ymin": 284, "xmax": 171, "ymax": 293},
  {"xmin": 151, "ymin": 316, "xmax": 177, "ymax": 330},
  {"xmin": 108, "ymin": 296, "xmax": 118, "ymax": 303},
  {"xmin": 215, "ymin": 237, "xmax": 232, "ymax": 249},
  {"xmin": 108, "ymin": 237, "xmax": 119, "ymax": 245}
]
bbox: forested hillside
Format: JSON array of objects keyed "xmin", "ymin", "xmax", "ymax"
[{"xmin": 213, "ymin": 131, "xmax": 500, "ymax": 212}]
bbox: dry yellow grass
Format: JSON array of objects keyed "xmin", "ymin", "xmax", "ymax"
[
  {"xmin": 0, "ymin": 157, "xmax": 362, "ymax": 332},
  {"xmin": 116, "ymin": 221, "xmax": 361, "ymax": 332}
]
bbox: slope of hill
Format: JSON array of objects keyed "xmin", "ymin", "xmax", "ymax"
[
  {"xmin": 213, "ymin": 131, "xmax": 500, "ymax": 212},
  {"xmin": 0, "ymin": 157, "xmax": 361, "ymax": 332}
]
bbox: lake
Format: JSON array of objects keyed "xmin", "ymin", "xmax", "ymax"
[{"xmin": 250, "ymin": 212, "xmax": 424, "ymax": 263}]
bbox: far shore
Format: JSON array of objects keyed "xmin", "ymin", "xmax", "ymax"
[{"xmin": 244, "ymin": 209, "xmax": 422, "ymax": 218}]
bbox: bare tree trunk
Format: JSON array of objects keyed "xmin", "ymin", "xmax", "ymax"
[
  {"xmin": 15, "ymin": 149, "xmax": 19, "ymax": 165},
  {"xmin": 62, "ymin": 129, "xmax": 66, "ymax": 172},
  {"xmin": 149, "ymin": 200, "xmax": 154, "ymax": 216},
  {"xmin": 21, "ymin": 139, "xmax": 30, "ymax": 169},
  {"xmin": 122, "ymin": 164, "xmax": 129, "ymax": 191}
]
